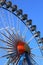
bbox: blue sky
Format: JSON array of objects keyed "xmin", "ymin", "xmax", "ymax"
[{"xmin": 0, "ymin": 0, "xmax": 43, "ymax": 65}]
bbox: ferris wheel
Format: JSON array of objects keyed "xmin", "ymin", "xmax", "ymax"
[{"xmin": 0, "ymin": 0, "xmax": 43, "ymax": 65}]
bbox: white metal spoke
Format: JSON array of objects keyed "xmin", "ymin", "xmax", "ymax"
[
  {"xmin": 0, "ymin": 27, "xmax": 9, "ymax": 31},
  {"xmin": 30, "ymin": 57, "xmax": 39, "ymax": 65},
  {"xmin": 0, "ymin": 53, "xmax": 14, "ymax": 58},
  {"xmin": 22, "ymin": 27, "xmax": 28, "ymax": 39},
  {"xmin": 27, "ymin": 34, "xmax": 37, "ymax": 44},
  {"xmin": 17, "ymin": 18, "xmax": 19, "ymax": 31},
  {"xmin": 15, "ymin": 56, "xmax": 20, "ymax": 65},
  {"xmin": 1, "ymin": 9, "xmax": 8, "ymax": 27},
  {"xmin": 31, "ymin": 46, "xmax": 43, "ymax": 50},
  {"xmin": 0, "ymin": 9, "xmax": 5, "ymax": 27},
  {"xmin": 0, "ymin": 38, "xmax": 14, "ymax": 46},
  {"xmin": 0, "ymin": 31, "xmax": 14, "ymax": 43},
  {"xmin": 0, "ymin": 46, "xmax": 13, "ymax": 50},
  {"xmin": 30, "ymin": 54, "xmax": 43, "ymax": 59}
]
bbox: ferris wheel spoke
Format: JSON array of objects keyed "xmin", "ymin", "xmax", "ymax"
[
  {"xmin": 10, "ymin": 55, "xmax": 17, "ymax": 63},
  {"xmin": 5, "ymin": 28, "xmax": 12, "ymax": 36},
  {"xmin": 0, "ymin": 8, "xmax": 6, "ymax": 27},
  {"xmin": 6, "ymin": 43, "xmax": 14, "ymax": 47},
  {"xmin": 0, "ymin": 46, "xmax": 13, "ymax": 50},
  {"xmin": 9, "ymin": 13, "xmax": 13, "ymax": 27},
  {"xmin": 0, "ymin": 38, "xmax": 14, "ymax": 46},
  {"xmin": 0, "ymin": 53, "xmax": 15, "ymax": 58},
  {"xmin": 9, "ymin": 56, "xmax": 18, "ymax": 64},
  {"xmin": 0, "ymin": 15, "xmax": 4, "ymax": 28},
  {"xmin": 8, "ymin": 28, "xmax": 18, "ymax": 40},
  {"xmin": 2, "ymin": 10, "xmax": 8, "ymax": 27},
  {"xmin": 16, "ymin": 18, "xmax": 19, "ymax": 31},
  {"xmin": 0, "ymin": 27, "xmax": 9, "ymax": 31},
  {"xmin": 11, "ymin": 28, "xmax": 23, "ymax": 41},
  {"xmin": 22, "ymin": 27, "xmax": 28, "ymax": 40},
  {"xmin": 31, "ymin": 47, "xmax": 40, "ymax": 50},
  {"xmin": 7, "ymin": 51, "xmax": 16, "ymax": 54},
  {"xmin": 5, "ymin": 27, "xmax": 18, "ymax": 40},
  {"xmin": 9, "ymin": 13, "xmax": 14, "ymax": 27},
  {"xmin": 13, "ymin": 56, "xmax": 19, "ymax": 64},
  {"xmin": 31, "ymin": 46, "xmax": 43, "ymax": 51},
  {"xmin": 30, "ymin": 53, "xmax": 43, "ymax": 59},
  {"xmin": 27, "ymin": 33, "xmax": 37, "ymax": 44},
  {"xmin": 15, "ymin": 56, "xmax": 20, "ymax": 65},
  {"xmin": 7, "ymin": 11, "xmax": 12, "ymax": 27},
  {"xmin": 16, "ymin": 19, "xmax": 21, "ymax": 37},
  {"xmin": 4, "ymin": 28, "xmax": 17, "ymax": 44},
  {"xmin": 0, "ymin": 46, "xmax": 15, "ymax": 53},
  {"xmin": 10, "ymin": 28, "xmax": 20, "ymax": 40},
  {"xmin": 34, "ymin": 56, "xmax": 43, "ymax": 59},
  {"xmin": 10, "ymin": 12, "xmax": 15, "ymax": 27},
  {"xmin": 5, "ymin": 59, "xmax": 10, "ymax": 65},
  {"xmin": 11, "ymin": 27, "xmax": 20, "ymax": 36},
  {"xmin": 30, "ymin": 57, "xmax": 39, "ymax": 65},
  {"xmin": 0, "ymin": 31, "xmax": 14, "ymax": 43}
]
